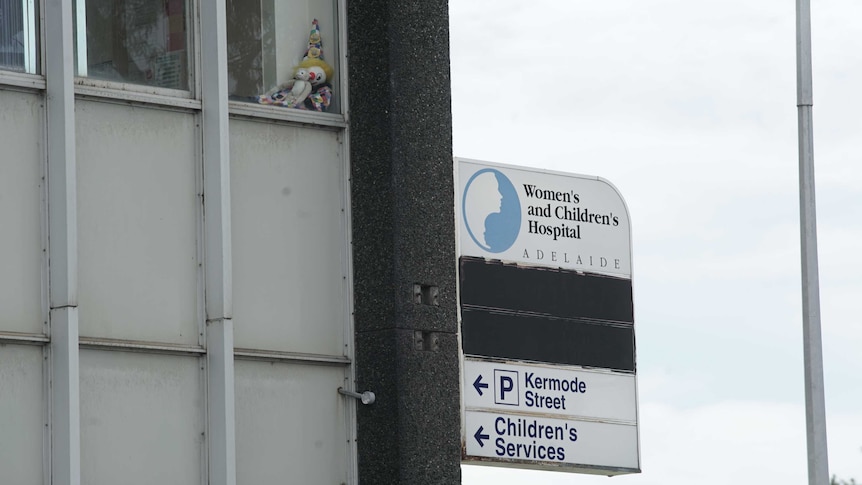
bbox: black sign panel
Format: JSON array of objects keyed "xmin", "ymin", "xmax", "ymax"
[{"xmin": 459, "ymin": 257, "xmax": 635, "ymax": 371}]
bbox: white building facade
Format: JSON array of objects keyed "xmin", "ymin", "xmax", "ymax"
[{"xmin": 0, "ymin": 0, "xmax": 363, "ymax": 483}]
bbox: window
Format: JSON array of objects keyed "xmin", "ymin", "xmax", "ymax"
[
  {"xmin": 0, "ymin": 0, "xmax": 37, "ymax": 73},
  {"xmin": 226, "ymin": 0, "xmax": 339, "ymax": 113},
  {"xmin": 74, "ymin": 0, "xmax": 190, "ymax": 90}
]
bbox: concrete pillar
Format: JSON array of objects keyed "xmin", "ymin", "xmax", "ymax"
[{"xmin": 348, "ymin": 1, "xmax": 461, "ymax": 483}]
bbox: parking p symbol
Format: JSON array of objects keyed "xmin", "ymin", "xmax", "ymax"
[
  {"xmin": 500, "ymin": 376, "xmax": 513, "ymax": 398},
  {"xmin": 494, "ymin": 370, "xmax": 519, "ymax": 406}
]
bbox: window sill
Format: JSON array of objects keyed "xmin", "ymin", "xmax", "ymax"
[
  {"xmin": 74, "ymin": 79, "xmax": 201, "ymax": 111},
  {"xmin": 0, "ymin": 70, "xmax": 45, "ymax": 91},
  {"xmin": 228, "ymin": 100, "xmax": 347, "ymax": 129}
]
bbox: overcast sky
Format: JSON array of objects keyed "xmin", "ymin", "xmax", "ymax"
[{"xmin": 449, "ymin": 0, "xmax": 862, "ymax": 483}]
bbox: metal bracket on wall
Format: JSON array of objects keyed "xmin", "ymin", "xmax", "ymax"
[{"xmin": 338, "ymin": 387, "xmax": 376, "ymax": 405}]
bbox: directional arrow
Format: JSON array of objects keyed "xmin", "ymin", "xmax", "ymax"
[
  {"xmin": 474, "ymin": 426, "xmax": 490, "ymax": 447},
  {"xmin": 473, "ymin": 375, "xmax": 489, "ymax": 396}
]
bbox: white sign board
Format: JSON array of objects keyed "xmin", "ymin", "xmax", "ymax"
[
  {"xmin": 465, "ymin": 411, "xmax": 639, "ymax": 471},
  {"xmin": 457, "ymin": 159, "xmax": 640, "ymax": 475},
  {"xmin": 458, "ymin": 159, "xmax": 631, "ymax": 277},
  {"xmin": 463, "ymin": 359, "xmax": 636, "ymax": 422}
]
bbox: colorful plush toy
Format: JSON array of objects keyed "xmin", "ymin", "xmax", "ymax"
[{"xmin": 257, "ymin": 19, "xmax": 334, "ymax": 111}]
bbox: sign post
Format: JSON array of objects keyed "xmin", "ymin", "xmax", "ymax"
[{"xmin": 456, "ymin": 158, "xmax": 640, "ymax": 475}]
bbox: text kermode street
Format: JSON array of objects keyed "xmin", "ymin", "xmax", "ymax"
[
  {"xmin": 525, "ymin": 373, "xmax": 587, "ymax": 393},
  {"xmin": 463, "ymin": 359, "xmax": 639, "ymax": 423},
  {"xmin": 523, "ymin": 373, "xmax": 587, "ymax": 411}
]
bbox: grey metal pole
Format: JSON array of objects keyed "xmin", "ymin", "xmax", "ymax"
[{"xmin": 796, "ymin": 1, "xmax": 830, "ymax": 484}]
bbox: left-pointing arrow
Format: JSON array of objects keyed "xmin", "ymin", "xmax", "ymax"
[
  {"xmin": 474, "ymin": 426, "xmax": 490, "ymax": 447},
  {"xmin": 473, "ymin": 375, "xmax": 489, "ymax": 396}
]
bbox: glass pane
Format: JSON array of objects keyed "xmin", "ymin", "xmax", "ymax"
[
  {"xmin": 76, "ymin": 100, "xmax": 199, "ymax": 345},
  {"xmin": 235, "ymin": 360, "xmax": 349, "ymax": 484},
  {"xmin": 0, "ymin": 344, "xmax": 43, "ymax": 485},
  {"xmin": 80, "ymin": 350, "xmax": 203, "ymax": 485},
  {"xmin": 230, "ymin": 121, "xmax": 347, "ymax": 355},
  {"xmin": 227, "ymin": 0, "xmax": 339, "ymax": 113},
  {"xmin": 0, "ymin": 0, "xmax": 37, "ymax": 73},
  {"xmin": 0, "ymin": 90, "xmax": 43, "ymax": 334},
  {"xmin": 74, "ymin": 0, "xmax": 189, "ymax": 90}
]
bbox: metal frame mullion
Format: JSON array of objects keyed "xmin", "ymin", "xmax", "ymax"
[
  {"xmin": 22, "ymin": 0, "xmax": 37, "ymax": 73},
  {"xmin": 45, "ymin": 0, "xmax": 80, "ymax": 483},
  {"xmin": 200, "ymin": 0, "xmax": 236, "ymax": 484},
  {"xmin": 334, "ymin": 0, "xmax": 356, "ymax": 481}
]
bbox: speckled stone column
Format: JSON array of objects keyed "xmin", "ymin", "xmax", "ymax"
[{"xmin": 347, "ymin": 0, "xmax": 461, "ymax": 483}]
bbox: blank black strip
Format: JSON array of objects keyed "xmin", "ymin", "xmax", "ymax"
[
  {"xmin": 461, "ymin": 308, "xmax": 635, "ymax": 371},
  {"xmin": 459, "ymin": 257, "xmax": 633, "ymax": 323}
]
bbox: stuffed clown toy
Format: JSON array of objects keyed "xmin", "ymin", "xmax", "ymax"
[{"xmin": 257, "ymin": 19, "xmax": 334, "ymax": 111}]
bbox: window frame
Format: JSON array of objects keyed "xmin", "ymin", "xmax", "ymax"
[
  {"xmin": 225, "ymin": 0, "xmax": 348, "ymax": 124},
  {"xmin": 70, "ymin": 0, "xmax": 200, "ymax": 103},
  {"xmin": 21, "ymin": 0, "xmax": 37, "ymax": 72},
  {"xmin": 0, "ymin": 0, "xmax": 40, "ymax": 77},
  {"xmin": 0, "ymin": 0, "xmax": 350, "ymax": 127}
]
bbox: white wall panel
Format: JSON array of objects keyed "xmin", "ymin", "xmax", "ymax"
[
  {"xmin": 80, "ymin": 349, "xmax": 203, "ymax": 485},
  {"xmin": 76, "ymin": 101, "xmax": 199, "ymax": 345},
  {"xmin": 230, "ymin": 121, "xmax": 346, "ymax": 355},
  {"xmin": 0, "ymin": 90, "xmax": 43, "ymax": 334},
  {"xmin": 0, "ymin": 344, "xmax": 44, "ymax": 485},
  {"xmin": 235, "ymin": 359, "xmax": 348, "ymax": 485}
]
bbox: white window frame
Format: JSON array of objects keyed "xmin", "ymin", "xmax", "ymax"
[
  {"xmin": 0, "ymin": 0, "xmax": 40, "ymax": 84},
  {"xmin": 71, "ymin": 0, "xmax": 199, "ymax": 106},
  {"xmin": 22, "ymin": 0, "xmax": 36, "ymax": 72},
  {"xmin": 65, "ymin": 0, "xmax": 350, "ymax": 128},
  {"xmin": 225, "ymin": 0, "xmax": 348, "ymax": 126}
]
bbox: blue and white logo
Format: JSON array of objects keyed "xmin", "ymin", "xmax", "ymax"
[{"xmin": 462, "ymin": 168, "xmax": 521, "ymax": 253}]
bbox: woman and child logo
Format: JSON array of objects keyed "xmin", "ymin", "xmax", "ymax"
[{"xmin": 462, "ymin": 168, "xmax": 522, "ymax": 253}]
